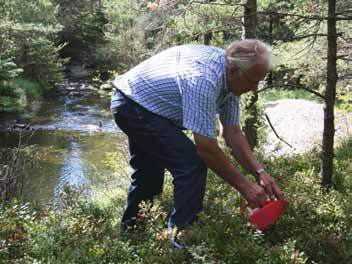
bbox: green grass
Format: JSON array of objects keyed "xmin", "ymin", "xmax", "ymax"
[
  {"xmin": 258, "ymin": 87, "xmax": 352, "ymax": 113},
  {"xmin": 258, "ymin": 88, "xmax": 323, "ymax": 104}
]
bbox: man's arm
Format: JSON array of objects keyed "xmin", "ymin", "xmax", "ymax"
[
  {"xmin": 221, "ymin": 124, "xmax": 284, "ymax": 200},
  {"xmin": 193, "ymin": 133, "xmax": 267, "ymax": 208}
]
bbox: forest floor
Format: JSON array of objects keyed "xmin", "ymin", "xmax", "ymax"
[{"xmin": 263, "ymin": 99, "xmax": 352, "ymax": 157}]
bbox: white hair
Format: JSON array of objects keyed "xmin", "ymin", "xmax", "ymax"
[{"xmin": 225, "ymin": 39, "xmax": 274, "ymax": 72}]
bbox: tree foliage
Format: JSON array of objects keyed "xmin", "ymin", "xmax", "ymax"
[
  {"xmin": 0, "ymin": 59, "xmax": 22, "ymax": 92},
  {"xmin": 54, "ymin": 0, "xmax": 107, "ymax": 66},
  {"xmin": 0, "ymin": 0, "xmax": 64, "ymax": 91}
]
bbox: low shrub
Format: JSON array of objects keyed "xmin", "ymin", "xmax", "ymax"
[
  {"xmin": 0, "ymin": 146, "xmax": 32, "ymax": 202},
  {"xmin": 0, "ymin": 139, "xmax": 351, "ymax": 263}
]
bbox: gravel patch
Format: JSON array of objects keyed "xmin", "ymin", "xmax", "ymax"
[{"xmin": 263, "ymin": 99, "xmax": 352, "ymax": 157}]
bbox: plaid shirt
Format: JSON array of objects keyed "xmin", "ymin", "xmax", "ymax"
[{"xmin": 111, "ymin": 45, "xmax": 240, "ymax": 138}]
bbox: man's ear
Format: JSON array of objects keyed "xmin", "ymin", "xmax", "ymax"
[
  {"xmin": 226, "ymin": 63, "xmax": 236, "ymax": 74},
  {"xmin": 227, "ymin": 63, "xmax": 240, "ymax": 79}
]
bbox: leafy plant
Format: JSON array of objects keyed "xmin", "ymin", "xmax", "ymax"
[
  {"xmin": 1, "ymin": 140, "xmax": 352, "ymax": 263},
  {"xmin": 0, "ymin": 59, "xmax": 23, "ymax": 91}
]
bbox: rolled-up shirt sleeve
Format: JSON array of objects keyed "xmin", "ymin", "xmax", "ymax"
[{"xmin": 181, "ymin": 77, "xmax": 218, "ymax": 138}]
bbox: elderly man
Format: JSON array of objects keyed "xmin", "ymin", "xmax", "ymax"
[{"xmin": 111, "ymin": 39, "xmax": 284, "ymax": 246}]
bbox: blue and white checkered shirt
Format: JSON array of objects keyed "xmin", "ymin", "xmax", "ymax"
[{"xmin": 111, "ymin": 45, "xmax": 240, "ymax": 138}]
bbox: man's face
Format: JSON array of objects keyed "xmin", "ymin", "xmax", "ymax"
[{"xmin": 228, "ymin": 63, "xmax": 268, "ymax": 96}]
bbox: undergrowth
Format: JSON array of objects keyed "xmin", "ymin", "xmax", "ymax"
[{"xmin": 0, "ymin": 139, "xmax": 351, "ymax": 263}]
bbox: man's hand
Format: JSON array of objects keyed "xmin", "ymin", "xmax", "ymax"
[
  {"xmin": 241, "ymin": 181, "xmax": 267, "ymax": 209},
  {"xmin": 256, "ymin": 171, "xmax": 284, "ymax": 200},
  {"xmin": 221, "ymin": 124, "xmax": 285, "ymax": 203},
  {"xmin": 193, "ymin": 133, "xmax": 262, "ymax": 201},
  {"xmin": 241, "ymin": 172, "xmax": 284, "ymax": 209}
]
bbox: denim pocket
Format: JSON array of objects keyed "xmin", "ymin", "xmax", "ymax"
[
  {"xmin": 113, "ymin": 99, "xmax": 146, "ymax": 122},
  {"xmin": 133, "ymin": 105, "xmax": 145, "ymax": 120}
]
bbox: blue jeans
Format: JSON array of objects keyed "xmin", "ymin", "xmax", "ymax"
[{"xmin": 112, "ymin": 90, "xmax": 207, "ymax": 230}]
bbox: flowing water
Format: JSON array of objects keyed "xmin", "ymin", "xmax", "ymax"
[{"xmin": 0, "ymin": 80, "xmax": 130, "ymax": 205}]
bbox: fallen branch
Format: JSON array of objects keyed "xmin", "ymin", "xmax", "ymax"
[{"xmin": 264, "ymin": 113, "xmax": 295, "ymax": 150}]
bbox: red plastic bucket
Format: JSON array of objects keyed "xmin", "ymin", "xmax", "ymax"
[{"xmin": 241, "ymin": 200, "xmax": 288, "ymax": 230}]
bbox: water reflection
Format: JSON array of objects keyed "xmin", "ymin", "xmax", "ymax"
[
  {"xmin": 53, "ymin": 140, "xmax": 90, "ymax": 207},
  {"xmin": 0, "ymin": 80, "xmax": 129, "ymax": 205},
  {"xmin": 0, "ymin": 130, "xmax": 128, "ymax": 205}
]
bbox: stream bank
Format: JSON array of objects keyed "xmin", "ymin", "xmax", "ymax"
[{"xmin": 0, "ymin": 79, "xmax": 129, "ymax": 205}]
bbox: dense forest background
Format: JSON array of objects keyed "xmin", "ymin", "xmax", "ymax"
[
  {"xmin": 1, "ymin": 0, "xmax": 351, "ymax": 108},
  {"xmin": 1, "ymin": 0, "xmax": 352, "ymax": 263}
]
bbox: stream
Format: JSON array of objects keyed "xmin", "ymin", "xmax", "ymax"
[{"xmin": 0, "ymin": 79, "xmax": 130, "ymax": 205}]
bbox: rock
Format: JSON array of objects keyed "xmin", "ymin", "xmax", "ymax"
[
  {"xmin": 65, "ymin": 65, "xmax": 92, "ymax": 79},
  {"xmin": 13, "ymin": 123, "xmax": 32, "ymax": 130},
  {"xmin": 82, "ymin": 124, "xmax": 102, "ymax": 132},
  {"xmin": 100, "ymin": 82, "xmax": 114, "ymax": 91}
]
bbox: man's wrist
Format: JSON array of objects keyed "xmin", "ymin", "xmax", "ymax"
[{"xmin": 255, "ymin": 168, "xmax": 265, "ymax": 177}]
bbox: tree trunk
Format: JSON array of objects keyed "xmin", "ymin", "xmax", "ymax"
[
  {"xmin": 203, "ymin": 0, "xmax": 213, "ymax": 45},
  {"xmin": 267, "ymin": 12, "xmax": 273, "ymax": 86},
  {"xmin": 242, "ymin": 0, "xmax": 258, "ymax": 149},
  {"xmin": 204, "ymin": 31, "xmax": 212, "ymax": 45},
  {"xmin": 242, "ymin": 0, "xmax": 257, "ymax": 39},
  {"xmin": 321, "ymin": 0, "xmax": 338, "ymax": 188}
]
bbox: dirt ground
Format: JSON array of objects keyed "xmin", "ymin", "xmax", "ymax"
[{"xmin": 263, "ymin": 99, "xmax": 352, "ymax": 157}]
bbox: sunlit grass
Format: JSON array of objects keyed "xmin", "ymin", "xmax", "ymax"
[
  {"xmin": 258, "ymin": 87, "xmax": 352, "ymax": 113},
  {"xmin": 258, "ymin": 88, "xmax": 322, "ymax": 104}
]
